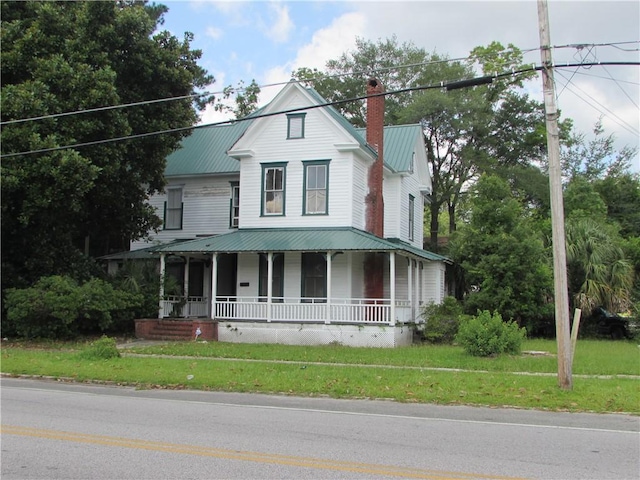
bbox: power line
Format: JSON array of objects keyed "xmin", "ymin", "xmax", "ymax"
[
  {"xmin": 4, "ymin": 41, "xmax": 635, "ymax": 127},
  {"xmin": 1, "ymin": 61, "xmax": 638, "ymax": 159},
  {"xmin": 554, "ymin": 68, "xmax": 639, "ymax": 136}
]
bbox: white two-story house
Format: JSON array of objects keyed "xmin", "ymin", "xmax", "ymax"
[{"xmin": 125, "ymin": 79, "xmax": 450, "ymax": 347}]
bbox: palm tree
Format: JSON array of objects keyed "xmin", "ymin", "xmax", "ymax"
[{"xmin": 565, "ymin": 218, "xmax": 633, "ymax": 313}]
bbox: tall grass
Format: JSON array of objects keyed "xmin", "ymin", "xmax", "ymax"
[
  {"xmin": 1, "ymin": 338, "xmax": 638, "ymax": 414},
  {"xmin": 126, "ymin": 339, "xmax": 640, "ymax": 376}
]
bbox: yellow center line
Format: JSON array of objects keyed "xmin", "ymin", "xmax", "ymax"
[{"xmin": 1, "ymin": 425, "xmax": 527, "ymax": 480}]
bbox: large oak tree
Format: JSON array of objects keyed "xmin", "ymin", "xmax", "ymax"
[{"xmin": 1, "ymin": 1, "xmax": 213, "ymax": 289}]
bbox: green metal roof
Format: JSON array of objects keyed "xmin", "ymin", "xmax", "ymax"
[
  {"xmin": 355, "ymin": 124, "xmax": 423, "ymax": 173},
  {"xmin": 164, "ymin": 121, "xmax": 252, "ymax": 177},
  {"xmin": 153, "ymin": 227, "xmax": 450, "ymax": 263},
  {"xmin": 163, "ymin": 85, "xmax": 422, "ymax": 178}
]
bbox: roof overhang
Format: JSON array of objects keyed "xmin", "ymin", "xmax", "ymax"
[{"xmin": 152, "ymin": 227, "xmax": 451, "ymax": 263}]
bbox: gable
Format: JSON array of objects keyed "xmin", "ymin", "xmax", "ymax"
[{"xmin": 228, "ymin": 81, "xmax": 367, "ymax": 157}]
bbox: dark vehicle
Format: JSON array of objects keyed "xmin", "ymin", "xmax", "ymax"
[{"xmin": 587, "ymin": 307, "xmax": 637, "ymax": 339}]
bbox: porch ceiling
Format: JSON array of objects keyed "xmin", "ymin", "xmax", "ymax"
[{"xmin": 152, "ymin": 227, "xmax": 450, "ymax": 263}]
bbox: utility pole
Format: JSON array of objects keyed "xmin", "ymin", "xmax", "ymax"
[{"xmin": 537, "ymin": 0, "xmax": 572, "ymax": 390}]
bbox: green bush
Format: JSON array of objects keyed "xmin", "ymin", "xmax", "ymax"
[
  {"xmin": 5, "ymin": 275, "xmax": 142, "ymax": 339},
  {"xmin": 77, "ymin": 336, "xmax": 121, "ymax": 360},
  {"xmin": 455, "ymin": 310, "xmax": 526, "ymax": 356},
  {"xmin": 421, "ymin": 296, "xmax": 467, "ymax": 344}
]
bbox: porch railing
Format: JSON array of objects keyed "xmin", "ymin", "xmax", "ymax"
[
  {"xmin": 161, "ymin": 296, "xmax": 417, "ymax": 325},
  {"xmin": 161, "ymin": 296, "xmax": 208, "ymax": 318}
]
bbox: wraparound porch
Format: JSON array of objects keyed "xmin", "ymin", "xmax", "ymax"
[{"xmin": 161, "ymin": 295, "xmax": 416, "ymax": 325}]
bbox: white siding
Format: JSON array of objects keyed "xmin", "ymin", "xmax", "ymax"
[
  {"xmin": 422, "ymin": 261, "xmax": 446, "ymax": 304},
  {"xmin": 236, "ymin": 253, "xmax": 259, "ymax": 297},
  {"xmin": 383, "ymin": 175, "xmax": 402, "ymax": 239},
  {"xmin": 234, "ymin": 87, "xmax": 369, "ymax": 230},
  {"xmin": 351, "ymin": 158, "xmax": 369, "ymax": 230},
  {"xmin": 131, "ymin": 174, "xmax": 239, "ymax": 250}
]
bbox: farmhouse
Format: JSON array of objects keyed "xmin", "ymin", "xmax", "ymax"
[{"xmin": 112, "ymin": 79, "xmax": 451, "ymax": 347}]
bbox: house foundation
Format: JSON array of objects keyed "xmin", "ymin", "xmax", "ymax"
[{"xmin": 217, "ymin": 321, "xmax": 413, "ymax": 348}]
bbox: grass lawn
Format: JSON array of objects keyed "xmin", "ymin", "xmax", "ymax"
[{"xmin": 2, "ymin": 338, "xmax": 638, "ymax": 414}]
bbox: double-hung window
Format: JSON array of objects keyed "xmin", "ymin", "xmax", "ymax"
[
  {"xmin": 262, "ymin": 163, "xmax": 286, "ymax": 216},
  {"xmin": 303, "ymin": 160, "xmax": 329, "ymax": 215},
  {"xmin": 164, "ymin": 187, "xmax": 183, "ymax": 230},
  {"xmin": 287, "ymin": 113, "xmax": 305, "ymax": 139},
  {"xmin": 408, "ymin": 194, "xmax": 415, "ymax": 241},
  {"xmin": 230, "ymin": 182, "xmax": 240, "ymax": 228},
  {"xmin": 301, "ymin": 253, "xmax": 326, "ymax": 302}
]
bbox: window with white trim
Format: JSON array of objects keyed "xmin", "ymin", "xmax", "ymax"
[
  {"xmin": 287, "ymin": 113, "xmax": 305, "ymax": 139},
  {"xmin": 408, "ymin": 194, "xmax": 415, "ymax": 241},
  {"xmin": 303, "ymin": 160, "xmax": 329, "ymax": 215},
  {"xmin": 230, "ymin": 182, "xmax": 240, "ymax": 228},
  {"xmin": 164, "ymin": 187, "xmax": 183, "ymax": 230},
  {"xmin": 262, "ymin": 164, "xmax": 286, "ymax": 216}
]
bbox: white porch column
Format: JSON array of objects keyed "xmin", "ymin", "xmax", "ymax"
[
  {"xmin": 158, "ymin": 253, "xmax": 166, "ymax": 319},
  {"xmin": 390, "ymin": 251, "xmax": 396, "ymax": 326},
  {"xmin": 326, "ymin": 251, "xmax": 332, "ymax": 324},
  {"xmin": 210, "ymin": 253, "xmax": 218, "ymax": 319},
  {"xmin": 267, "ymin": 252, "xmax": 273, "ymax": 322},
  {"xmin": 412, "ymin": 260, "xmax": 419, "ymax": 321},
  {"xmin": 418, "ymin": 262, "xmax": 424, "ymax": 307},
  {"xmin": 407, "ymin": 257, "xmax": 413, "ymax": 312},
  {"xmin": 184, "ymin": 257, "xmax": 190, "ymax": 317}
]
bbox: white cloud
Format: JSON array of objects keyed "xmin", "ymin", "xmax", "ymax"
[
  {"xmin": 262, "ymin": 2, "xmax": 294, "ymax": 44},
  {"xmin": 263, "ymin": 11, "xmax": 366, "ymax": 86},
  {"xmin": 205, "ymin": 26, "xmax": 223, "ymax": 40}
]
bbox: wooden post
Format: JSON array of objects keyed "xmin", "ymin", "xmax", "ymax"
[
  {"xmin": 571, "ymin": 308, "xmax": 582, "ymax": 364},
  {"xmin": 158, "ymin": 253, "xmax": 166, "ymax": 319},
  {"xmin": 538, "ymin": 0, "xmax": 572, "ymax": 390}
]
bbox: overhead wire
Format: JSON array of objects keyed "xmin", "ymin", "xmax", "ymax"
[
  {"xmin": 2, "ymin": 61, "xmax": 638, "ymax": 159},
  {"xmin": 554, "ymin": 68, "xmax": 639, "ymax": 137},
  {"xmin": 3, "ymin": 41, "xmax": 636, "ymax": 127}
]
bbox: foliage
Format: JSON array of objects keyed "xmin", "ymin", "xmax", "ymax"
[
  {"xmin": 565, "ymin": 218, "xmax": 634, "ymax": 313},
  {"xmin": 421, "ymin": 296, "xmax": 467, "ymax": 344},
  {"xmin": 294, "ymin": 35, "xmax": 428, "ymax": 127},
  {"xmin": 77, "ymin": 335, "xmax": 120, "ymax": 360},
  {"xmin": 1, "ymin": 1, "xmax": 213, "ymax": 291},
  {"xmin": 561, "ymin": 119, "xmax": 637, "ymax": 182},
  {"xmin": 294, "ymin": 38, "xmax": 553, "ymax": 252},
  {"xmin": 109, "ymin": 260, "xmax": 161, "ymax": 319},
  {"xmin": 215, "ymin": 79, "xmax": 261, "ymax": 119},
  {"xmin": 4, "ymin": 275, "xmax": 141, "ymax": 339},
  {"xmin": 455, "ymin": 310, "xmax": 526, "ymax": 357},
  {"xmin": 448, "ymin": 175, "xmax": 553, "ymax": 324}
]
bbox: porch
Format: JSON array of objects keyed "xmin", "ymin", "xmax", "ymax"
[{"xmin": 161, "ymin": 295, "xmax": 416, "ymax": 325}]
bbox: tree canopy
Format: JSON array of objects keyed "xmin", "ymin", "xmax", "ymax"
[
  {"xmin": 295, "ymin": 37, "xmax": 552, "ymax": 251},
  {"xmin": 1, "ymin": 1, "xmax": 213, "ymax": 289}
]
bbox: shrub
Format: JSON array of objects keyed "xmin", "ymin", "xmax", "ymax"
[
  {"xmin": 77, "ymin": 336, "xmax": 120, "ymax": 360},
  {"xmin": 421, "ymin": 296, "xmax": 466, "ymax": 344},
  {"xmin": 455, "ymin": 310, "xmax": 526, "ymax": 357},
  {"xmin": 5, "ymin": 275, "xmax": 142, "ymax": 339}
]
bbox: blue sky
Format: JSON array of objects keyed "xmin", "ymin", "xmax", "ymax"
[{"xmin": 159, "ymin": 1, "xmax": 639, "ymax": 170}]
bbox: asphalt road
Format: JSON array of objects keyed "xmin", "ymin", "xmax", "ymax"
[{"xmin": 1, "ymin": 377, "xmax": 638, "ymax": 479}]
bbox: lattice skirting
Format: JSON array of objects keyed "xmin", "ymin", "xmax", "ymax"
[{"xmin": 217, "ymin": 322, "xmax": 413, "ymax": 348}]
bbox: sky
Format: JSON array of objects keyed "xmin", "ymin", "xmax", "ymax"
[{"xmin": 159, "ymin": 0, "xmax": 640, "ymax": 171}]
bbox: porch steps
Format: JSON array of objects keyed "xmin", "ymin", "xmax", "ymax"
[
  {"xmin": 135, "ymin": 319, "xmax": 217, "ymax": 341},
  {"xmin": 145, "ymin": 320, "xmax": 195, "ymax": 341}
]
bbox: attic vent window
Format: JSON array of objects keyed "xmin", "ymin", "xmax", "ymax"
[{"xmin": 287, "ymin": 113, "xmax": 306, "ymax": 139}]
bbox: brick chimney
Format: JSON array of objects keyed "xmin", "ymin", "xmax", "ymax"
[
  {"xmin": 365, "ymin": 78, "xmax": 384, "ymax": 238},
  {"xmin": 364, "ymin": 78, "xmax": 385, "ymax": 302}
]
